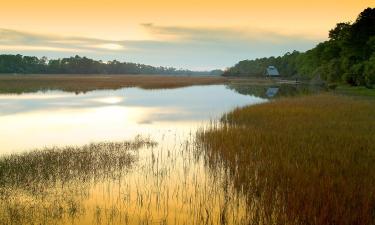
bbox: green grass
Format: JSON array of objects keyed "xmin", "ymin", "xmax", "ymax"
[
  {"xmin": 196, "ymin": 94, "xmax": 375, "ymax": 225},
  {"xmin": 334, "ymin": 84, "xmax": 375, "ymax": 97}
]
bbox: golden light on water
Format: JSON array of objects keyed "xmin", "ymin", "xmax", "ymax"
[
  {"xmin": 0, "ymin": 105, "xmax": 150, "ymax": 151},
  {"xmin": 93, "ymin": 96, "xmax": 124, "ymax": 104},
  {"xmin": 0, "ymin": 86, "xmax": 261, "ymax": 224}
]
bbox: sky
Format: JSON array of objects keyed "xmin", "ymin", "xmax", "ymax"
[{"xmin": 0, "ymin": 0, "xmax": 373, "ymax": 70}]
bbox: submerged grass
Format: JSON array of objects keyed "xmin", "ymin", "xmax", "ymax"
[
  {"xmin": 196, "ymin": 94, "xmax": 375, "ymax": 225},
  {"xmin": 0, "ymin": 133, "xmax": 250, "ymax": 225},
  {"xmin": 0, "ymin": 136, "xmax": 157, "ymax": 224},
  {"xmin": 0, "ymin": 136, "xmax": 157, "ymax": 188}
]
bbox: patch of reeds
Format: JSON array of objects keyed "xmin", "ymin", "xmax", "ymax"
[
  {"xmin": 0, "ymin": 75, "xmax": 228, "ymax": 94},
  {"xmin": 0, "ymin": 136, "xmax": 156, "ymax": 189},
  {"xmin": 0, "ymin": 133, "xmax": 250, "ymax": 225},
  {"xmin": 0, "ymin": 136, "xmax": 157, "ymax": 224},
  {"xmin": 196, "ymin": 94, "xmax": 375, "ymax": 225}
]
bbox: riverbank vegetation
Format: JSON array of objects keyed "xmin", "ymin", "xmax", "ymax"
[
  {"xmin": 0, "ymin": 74, "xmax": 228, "ymax": 93},
  {"xmin": 223, "ymin": 8, "xmax": 375, "ymax": 88},
  {"xmin": 334, "ymin": 84, "xmax": 375, "ymax": 97},
  {"xmin": 196, "ymin": 94, "xmax": 375, "ymax": 225}
]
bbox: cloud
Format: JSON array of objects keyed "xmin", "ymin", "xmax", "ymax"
[
  {"xmin": 0, "ymin": 28, "xmax": 126, "ymax": 52},
  {"xmin": 131, "ymin": 24, "xmax": 323, "ymax": 69},
  {"xmin": 0, "ymin": 25, "xmax": 323, "ymax": 70},
  {"xmin": 140, "ymin": 23, "xmax": 319, "ymax": 43},
  {"xmin": 0, "ymin": 45, "xmax": 84, "ymax": 53}
]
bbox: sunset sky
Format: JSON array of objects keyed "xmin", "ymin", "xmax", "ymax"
[{"xmin": 0, "ymin": 0, "xmax": 373, "ymax": 70}]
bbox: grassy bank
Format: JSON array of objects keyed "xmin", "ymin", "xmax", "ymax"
[
  {"xmin": 196, "ymin": 94, "xmax": 375, "ymax": 225},
  {"xmin": 0, "ymin": 74, "xmax": 228, "ymax": 94},
  {"xmin": 334, "ymin": 85, "xmax": 375, "ymax": 97}
]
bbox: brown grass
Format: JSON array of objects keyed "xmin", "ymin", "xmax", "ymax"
[
  {"xmin": 0, "ymin": 134, "xmax": 249, "ymax": 224},
  {"xmin": 0, "ymin": 74, "xmax": 228, "ymax": 93},
  {"xmin": 0, "ymin": 136, "xmax": 157, "ymax": 224},
  {"xmin": 196, "ymin": 94, "xmax": 375, "ymax": 225},
  {"xmin": 0, "ymin": 136, "xmax": 157, "ymax": 189}
]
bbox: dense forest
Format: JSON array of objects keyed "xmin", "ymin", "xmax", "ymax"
[
  {"xmin": 0, "ymin": 54, "xmax": 222, "ymax": 76},
  {"xmin": 223, "ymin": 8, "xmax": 375, "ymax": 87}
]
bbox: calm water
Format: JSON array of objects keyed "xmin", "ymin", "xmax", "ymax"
[
  {"xmin": 0, "ymin": 83, "xmax": 325, "ymax": 224},
  {"xmin": 0, "ymin": 84, "xmax": 271, "ymax": 225},
  {"xmin": 0, "ymin": 85, "xmax": 266, "ymax": 153}
]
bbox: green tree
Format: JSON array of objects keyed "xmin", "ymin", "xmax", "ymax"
[{"xmin": 364, "ymin": 55, "xmax": 375, "ymax": 87}]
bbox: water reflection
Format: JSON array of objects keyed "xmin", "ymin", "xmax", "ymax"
[
  {"xmin": 0, "ymin": 85, "xmax": 266, "ymax": 153},
  {"xmin": 266, "ymin": 87, "xmax": 279, "ymax": 98},
  {"xmin": 0, "ymin": 84, "xmax": 270, "ymax": 224},
  {"xmin": 227, "ymin": 83, "xmax": 326, "ymax": 99}
]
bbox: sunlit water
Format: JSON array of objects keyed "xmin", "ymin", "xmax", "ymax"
[
  {"xmin": 0, "ymin": 85, "xmax": 271, "ymax": 224},
  {"xmin": 0, "ymin": 85, "xmax": 266, "ymax": 153}
]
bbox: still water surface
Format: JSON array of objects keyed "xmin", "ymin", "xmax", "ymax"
[
  {"xmin": 0, "ymin": 85, "xmax": 266, "ymax": 153},
  {"xmin": 0, "ymin": 84, "xmax": 271, "ymax": 225}
]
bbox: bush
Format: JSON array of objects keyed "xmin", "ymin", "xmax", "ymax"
[{"xmin": 364, "ymin": 56, "xmax": 375, "ymax": 87}]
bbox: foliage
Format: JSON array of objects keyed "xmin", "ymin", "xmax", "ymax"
[{"xmin": 223, "ymin": 8, "xmax": 375, "ymax": 87}]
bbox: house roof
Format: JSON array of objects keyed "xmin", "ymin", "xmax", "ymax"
[{"xmin": 266, "ymin": 66, "xmax": 280, "ymax": 76}]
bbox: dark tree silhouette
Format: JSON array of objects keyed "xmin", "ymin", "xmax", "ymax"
[{"xmin": 0, "ymin": 55, "xmax": 222, "ymax": 76}]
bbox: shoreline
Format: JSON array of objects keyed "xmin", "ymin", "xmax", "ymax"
[{"xmin": 0, "ymin": 74, "xmax": 229, "ymax": 93}]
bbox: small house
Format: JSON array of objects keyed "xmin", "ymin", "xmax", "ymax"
[{"xmin": 265, "ymin": 66, "xmax": 280, "ymax": 77}]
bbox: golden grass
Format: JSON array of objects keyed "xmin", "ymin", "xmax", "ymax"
[
  {"xmin": 0, "ymin": 134, "xmax": 250, "ymax": 225},
  {"xmin": 0, "ymin": 136, "xmax": 157, "ymax": 224},
  {"xmin": 0, "ymin": 136, "xmax": 156, "ymax": 189},
  {"xmin": 0, "ymin": 75, "xmax": 228, "ymax": 93},
  {"xmin": 196, "ymin": 94, "xmax": 375, "ymax": 225}
]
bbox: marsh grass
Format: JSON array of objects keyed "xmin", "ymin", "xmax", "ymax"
[
  {"xmin": 196, "ymin": 94, "xmax": 375, "ymax": 225},
  {"xmin": 0, "ymin": 75, "xmax": 228, "ymax": 94},
  {"xmin": 0, "ymin": 136, "xmax": 157, "ymax": 224},
  {"xmin": 334, "ymin": 85, "xmax": 375, "ymax": 97},
  {"xmin": 0, "ymin": 133, "xmax": 251, "ymax": 225},
  {"xmin": 0, "ymin": 136, "xmax": 156, "ymax": 188}
]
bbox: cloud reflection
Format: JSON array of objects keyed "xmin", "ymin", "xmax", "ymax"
[{"xmin": 0, "ymin": 85, "xmax": 267, "ymax": 152}]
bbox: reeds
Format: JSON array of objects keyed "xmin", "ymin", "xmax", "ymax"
[
  {"xmin": 0, "ymin": 133, "xmax": 249, "ymax": 225},
  {"xmin": 0, "ymin": 136, "xmax": 156, "ymax": 188},
  {"xmin": 0, "ymin": 136, "xmax": 157, "ymax": 224},
  {"xmin": 3, "ymin": 92, "xmax": 371, "ymax": 224},
  {"xmin": 0, "ymin": 75, "xmax": 228, "ymax": 94},
  {"xmin": 196, "ymin": 94, "xmax": 375, "ymax": 225}
]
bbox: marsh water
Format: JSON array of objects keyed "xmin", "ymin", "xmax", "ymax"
[{"xmin": 0, "ymin": 84, "xmax": 319, "ymax": 224}]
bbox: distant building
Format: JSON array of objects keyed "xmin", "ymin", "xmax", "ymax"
[{"xmin": 265, "ymin": 66, "xmax": 280, "ymax": 77}]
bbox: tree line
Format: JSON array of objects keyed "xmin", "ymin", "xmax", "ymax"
[
  {"xmin": 0, "ymin": 55, "xmax": 222, "ymax": 76},
  {"xmin": 223, "ymin": 8, "xmax": 375, "ymax": 87}
]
